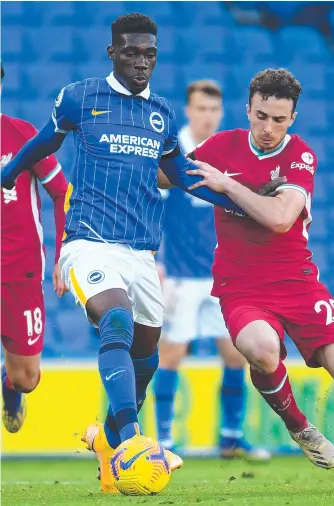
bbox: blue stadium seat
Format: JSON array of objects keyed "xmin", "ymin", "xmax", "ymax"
[
  {"xmin": 125, "ymin": 1, "xmax": 174, "ymax": 25},
  {"xmin": 71, "ymin": 63, "xmax": 111, "ymax": 83},
  {"xmin": 20, "ymin": 101, "xmax": 53, "ymax": 130},
  {"xmin": 2, "ymin": 1, "xmax": 43, "ymax": 26},
  {"xmin": 77, "ymin": 28, "xmax": 110, "ymax": 62},
  {"xmin": 182, "ymin": 26, "xmax": 232, "ymax": 64},
  {"xmin": 1, "ymin": 99, "xmax": 23, "ymax": 120},
  {"xmin": 194, "ymin": 2, "xmax": 235, "ymax": 26},
  {"xmin": 311, "ymin": 209, "xmax": 329, "ymax": 240},
  {"xmin": 1, "ymin": 1, "xmax": 24, "ymax": 24},
  {"xmin": 287, "ymin": 63, "xmax": 326, "ymax": 99},
  {"xmin": 157, "ymin": 26, "xmax": 176, "ymax": 62},
  {"xmin": 306, "ymin": 138, "xmax": 326, "ymax": 165},
  {"xmin": 43, "ymin": 281, "xmax": 59, "ymax": 312},
  {"xmin": 24, "ymin": 64, "xmax": 73, "ymax": 100},
  {"xmin": 231, "ymin": 27, "xmax": 276, "ymax": 63},
  {"xmin": 180, "ymin": 63, "xmax": 226, "ymax": 89},
  {"xmin": 151, "ymin": 63, "xmax": 177, "ymax": 95},
  {"xmin": 1, "ymin": 63, "xmax": 22, "ymax": 98},
  {"xmin": 296, "ymin": 100, "xmax": 328, "ymax": 135},
  {"xmin": 277, "ymin": 27, "xmax": 331, "ymax": 63},
  {"xmin": 314, "ymin": 174, "xmax": 330, "ymax": 205},
  {"xmin": 310, "ymin": 244, "xmax": 329, "ymax": 276},
  {"xmin": 95, "ymin": 2, "xmax": 129, "ymax": 27}
]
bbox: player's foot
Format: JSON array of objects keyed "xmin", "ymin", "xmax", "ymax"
[
  {"xmin": 158, "ymin": 439, "xmax": 183, "ymax": 470},
  {"xmin": 82, "ymin": 424, "xmax": 119, "ymax": 494},
  {"xmin": 220, "ymin": 436, "xmax": 271, "ymax": 461},
  {"xmin": 289, "ymin": 423, "xmax": 334, "ymax": 469},
  {"xmin": 1, "ymin": 366, "xmax": 27, "ymax": 433}
]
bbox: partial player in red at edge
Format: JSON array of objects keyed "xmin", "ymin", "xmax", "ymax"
[
  {"xmin": 186, "ymin": 68, "xmax": 334, "ymax": 468},
  {"xmin": 0, "ymin": 63, "xmax": 67, "ymax": 433}
]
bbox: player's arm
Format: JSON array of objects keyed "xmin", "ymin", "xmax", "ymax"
[
  {"xmin": 157, "ymin": 168, "xmax": 174, "ymax": 189},
  {"xmin": 159, "ymin": 135, "xmax": 245, "ymax": 214},
  {"xmin": 1, "ymin": 86, "xmax": 77, "ymax": 189},
  {"xmin": 33, "ymin": 154, "xmax": 68, "ymax": 296},
  {"xmin": 187, "ymin": 161, "xmax": 308, "ymax": 233}
]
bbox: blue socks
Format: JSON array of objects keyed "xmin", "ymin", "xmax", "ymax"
[
  {"xmin": 133, "ymin": 349, "xmax": 159, "ymax": 413},
  {"xmin": 220, "ymin": 366, "xmax": 246, "ymax": 439},
  {"xmin": 98, "ymin": 307, "xmax": 138, "ymax": 442},
  {"xmin": 153, "ymin": 368, "xmax": 179, "ymax": 446},
  {"xmin": 1, "ymin": 365, "xmax": 22, "ymax": 414},
  {"xmin": 103, "ymin": 346, "xmax": 159, "ymax": 448}
]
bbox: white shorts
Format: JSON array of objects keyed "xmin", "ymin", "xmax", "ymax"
[
  {"xmin": 162, "ymin": 277, "xmax": 229, "ymax": 343},
  {"xmin": 59, "ymin": 240, "xmax": 163, "ymax": 328}
]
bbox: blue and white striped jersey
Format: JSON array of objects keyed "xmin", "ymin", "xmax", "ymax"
[
  {"xmin": 52, "ymin": 72, "xmax": 177, "ymax": 250},
  {"xmin": 162, "ymin": 125, "xmax": 217, "ymax": 278}
]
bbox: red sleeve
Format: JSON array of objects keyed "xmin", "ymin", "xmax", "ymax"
[
  {"xmin": 191, "ymin": 130, "xmax": 234, "ymax": 168},
  {"xmin": 42, "ymin": 171, "xmax": 68, "ymax": 264},
  {"xmin": 278, "ymin": 139, "xmax": 317, "ymax": 199}
]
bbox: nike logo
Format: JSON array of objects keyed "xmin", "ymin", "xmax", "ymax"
[
  {"xmin": 120, "ymin": 447, "xmax": 152, "ymax": 470},
  {"xmin": 223, "ymin": 170, "xmax": 242, "ymax": 177},
  {"xmin": 28, "ymin": 334, "xmax": 41, "ymax": 346},
  {"xmin": 105, "ymin": 370, "xmax": 127, "ymax": 381},
  {"xmin": 91, "ymin": 109, "xmax": 112, "ymax": 116}
]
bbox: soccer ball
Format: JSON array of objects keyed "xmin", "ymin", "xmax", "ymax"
[{"xmin": 110, "ymin": 435, "xmax": 171, "ymax": 495}]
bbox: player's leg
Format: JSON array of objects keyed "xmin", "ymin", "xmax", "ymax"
[
  {"xmin": 154, "ymin": 339, "xmax": 188, "ymax": 449},
  {"xmin": 1, "ymin": 280, "xmax": 44, "ymax": 433},
  {"xmin": 104, "ymin": 322, "xmax": 160, "ymax": 449},
  {"xmin": 314, "ymin": 343, "xmax": 334, "ymax": 377},
  {"xmin": 153, "ymin": 278, "xmax": 198, "ymax": 450},
  {"xmin": 236, "ymin": 320, "xmax": 308, "ymax": 432},
  {"xmin": 60, "ymin": 241, "xmax": 140, "ymax": 442},
  {"xmin": 86, "ymin": 287, "xmax": 139, "ymax": 443}
]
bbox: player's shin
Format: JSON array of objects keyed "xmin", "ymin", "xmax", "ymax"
[
  {"xmin": 133, "ymin": 348, "xmax": 159, "ymax": 412},
  {"xmin": 250, "ymin": 361, "xmax": 308, "ymax": 432},
  {"xmin": 153, "ymin": 368, "xmax": 179, "ymax": 449},
  {"xmin": 98, "ymin": 307, "xmax": 140, "ymax": 442},
  {"xmin": 220, "ymin": 367, "xmax": 246, "ymax": 440}
]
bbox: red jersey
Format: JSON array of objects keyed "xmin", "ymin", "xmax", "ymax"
[
  {"xmin": 193, "ymin": 129, "xmax": 318, "ymax": 295},
  {"xmin": 1, "ymin": 114, "xmax": 67, "ymax": 283}
]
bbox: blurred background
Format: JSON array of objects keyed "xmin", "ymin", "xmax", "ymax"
[{"xmin": 2, "ymin": 1, "xmax": 334, "ymax": 457}]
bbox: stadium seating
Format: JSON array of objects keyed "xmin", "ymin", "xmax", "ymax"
[{"xmin": 2, "ymin": 1, "xmax": 333, "ymax": 358}]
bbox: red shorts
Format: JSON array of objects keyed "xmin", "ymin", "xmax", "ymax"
[
  {"xmin": 1, "ymin": 278, "xmax": 45, "ymax": 356},
  {"xmin": 219, "ymin": 279, "xmax": 334, "ymax": 368}
]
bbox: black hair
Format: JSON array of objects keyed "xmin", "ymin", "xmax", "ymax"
[
  {"xmin": 249, "ymin": 68, "xmax": 302, "ymax": 113},
  {"xmin": 112, "ymin": 12, "xmax": 157, "ymax": 45},
  {"xmin": 1, "ymin": 63, "xmax": 4, "ymax": 80}
]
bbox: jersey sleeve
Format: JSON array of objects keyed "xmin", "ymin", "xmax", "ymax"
[
  {"xmin": 51, "ymin": 84, "xmax": 78, "ymax": 134},
  {"xmin": 189, "ymin": 132, "xmax": 226, "ymax": 164},
  {"xmin": 162, "ymin": 102, "xmax": 178, "ymax": 156},
  {"xmin": 278, "ymin": 143, "xmax": 317, "ymax": 199},
  {"xmin": 32, "ymin": 154, "xmax": 62, "ymax": 185}
]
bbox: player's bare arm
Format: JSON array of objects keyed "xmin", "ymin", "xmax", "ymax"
[
  {"xmin": 157, "ymin": 168, "xmax": 173, "ymax": 189},
  {"xmin": 187, "ymin": 161, "xmax": 304, "ymax": 233}
]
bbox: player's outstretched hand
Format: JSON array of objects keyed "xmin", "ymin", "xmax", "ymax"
[
  {"xmin": 257, "ymin": 176, "xmax": 287, "ymax": 197},
  {"xmin": 52, "ymin": 264, "xmax": 68, "ymax": 298},
  {"xmin": 186, "ymin": 161, "xmax": 229, "ymax": 193}
]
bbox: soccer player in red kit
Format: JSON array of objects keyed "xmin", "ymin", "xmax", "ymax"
[
  {"xmin": 1, "ymin": 64, "xmax": 67, "ymax": 433},
  {"xmin": 186, "ymin": 69, "xmax": 334, "ymax": 468}
]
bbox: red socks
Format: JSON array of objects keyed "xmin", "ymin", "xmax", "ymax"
[{"xmin": 250, "ymin": 361, "xmax": 308, "ymax": 432}]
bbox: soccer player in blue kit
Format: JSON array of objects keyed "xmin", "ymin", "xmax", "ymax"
[
  {"xmin": 1, "ymin": 13, "xmax": 282, "ymax": 493},
  {"xmin": 1, "ymin": 13, "xmax": 249, "ymax": 493}
]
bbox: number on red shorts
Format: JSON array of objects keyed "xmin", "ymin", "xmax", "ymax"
[
  {"xmin": 314, "ymin": 299, "xmax": 334, "ymax": 326},
  {"xmin": 23, "ymin": 307, "xmax": 43, "ymax": 336}
]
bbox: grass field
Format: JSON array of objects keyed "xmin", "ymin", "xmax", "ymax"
[{"xmin": 1, "ymin": 456, "xmax": 334, "ymax": 506}]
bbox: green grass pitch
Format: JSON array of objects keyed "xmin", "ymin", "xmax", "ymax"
[{"xmin": 1, "ymin": 456, "xmax": 334, "ymax": 506}]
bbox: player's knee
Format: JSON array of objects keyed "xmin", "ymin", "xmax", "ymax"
[
  {"xmin": 250, "ymin": 343, "xmax": 280, "ymax": 373},
  {"xmin": 11, "ymin": 369, "xmax": 40, "ymax": 394},
  {"xmin": 99, "ymin": 307, "xmax": 134, "ymax": 351}
]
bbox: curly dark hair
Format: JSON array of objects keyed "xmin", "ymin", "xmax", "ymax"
[
  {"xmin": 112, "ymin": 13, "xmax": 157, "ymax": 44},
  {"xmin": 249, "ymin": 69, "xmax": 302, "ymax": 113}
]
